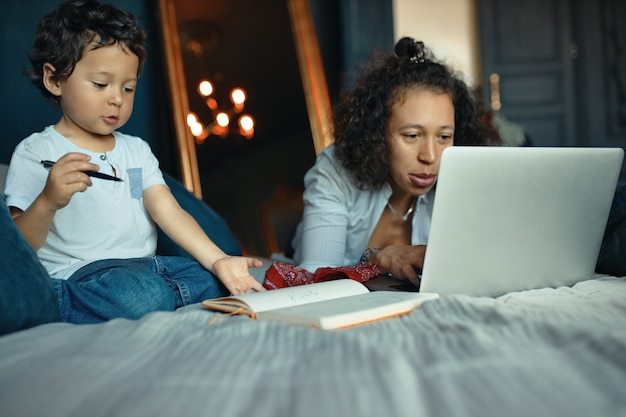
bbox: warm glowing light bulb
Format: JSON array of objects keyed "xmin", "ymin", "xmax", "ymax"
[
  {"xmin": 239, "ymin": 115, "xmax": 254, "ymax": 131},
  {"xmin": 187, "ymin": 112, "xmax": 199, "ymax": 126},
  {"xmin": 239, "ymin": 114, "xmax": 254, "ymax": 139},
  {"xmin": 230, "ymin": 88, "xmax": 246, "ymax": 105},
  {"xmin": 186, "ymin": 112, "xmax": 204, "ymax": 137},
  {"xmin": 198, "ymin": 80, "xmax": 214, "ymax": 97},
  {"xmin": 190, "ymin": 122, "xmax": 204, "ymax": 137},
  {"xmin": 216, "ymin": 112, "xmax": 230, "ymax": 127}
]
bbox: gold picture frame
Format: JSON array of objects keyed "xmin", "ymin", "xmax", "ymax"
[{"xmin": 158, "ymin": 0, "xmax": 332, "ymax": 198}]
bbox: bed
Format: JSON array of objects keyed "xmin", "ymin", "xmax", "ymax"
[
  {"xmin": 1, "ymin": 273, "xmax": 625, "ymax": 417},
  {"xmin": 2, "ymin": 164, "xmax": 625, "ymax": 417}
]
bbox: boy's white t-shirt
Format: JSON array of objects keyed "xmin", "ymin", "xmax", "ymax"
[{"xmin": 4, "ymin": 126, "xmax": 166, "ymax": 279}]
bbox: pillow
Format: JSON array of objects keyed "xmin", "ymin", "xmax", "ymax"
[
  {"xmin": 156, "ymin": 173, "xmax": 243, "ymax": 257},
  {"xmin": 0, "ymin": 194, "xmax": 60, "ymax": 336}
]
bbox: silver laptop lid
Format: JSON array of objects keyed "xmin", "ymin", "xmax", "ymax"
[{"xmin": 419, "ymin": 146, "xmax": 624, "ymax": 297}]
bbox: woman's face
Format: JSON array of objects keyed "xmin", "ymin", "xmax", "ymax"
[{"xmin": 386, "ymin": 88, "xmax": 455, "ymax": 197}]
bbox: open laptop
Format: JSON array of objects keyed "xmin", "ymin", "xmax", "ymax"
[{"xmin": 367, "ymin": 146, "xmax": 624, "ymax": 297}]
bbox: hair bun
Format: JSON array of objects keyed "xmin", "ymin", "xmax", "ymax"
[{"xmin": 394, "ymin": 37, "xmax": 427, "ymax": 63}]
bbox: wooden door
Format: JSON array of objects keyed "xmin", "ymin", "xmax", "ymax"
[
  {"xmin": 572, "ymin": 0, "xmax": 626, "ymax": 152},
  {"xmin": 477, "ymin": 0, "xmax": 577, "ymax": 147}
]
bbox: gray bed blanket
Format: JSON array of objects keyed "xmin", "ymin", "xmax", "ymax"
[{"xmin": 1, "ymin": 275, "xmax": 625, "ymax": 417}]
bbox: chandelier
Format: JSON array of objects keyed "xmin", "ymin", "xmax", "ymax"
[{"xmin": 186, "ymin": 79, "xmax": 255, "ymax": 144}]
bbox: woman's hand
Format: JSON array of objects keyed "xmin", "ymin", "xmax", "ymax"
[
  {"xmin": 212, "ymin": 256, "xmax": 266, "ymax": 295},
  {"xmin": 370, "ymin": 245, "xmax": 426, "ymax": 286}
]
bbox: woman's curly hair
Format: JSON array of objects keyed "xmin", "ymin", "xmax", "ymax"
[
  {"xmin": 26, "ymin": 0, "xmax": 147, "ymax": 106},
  {"xmin": 333, "ymin": 37, "xmax": 499, "ymax": 190}
]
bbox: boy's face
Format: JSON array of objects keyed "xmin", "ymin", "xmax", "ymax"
[{"xmin": 50, "ymin": 43, "xmax": 139, "ymax": 140}]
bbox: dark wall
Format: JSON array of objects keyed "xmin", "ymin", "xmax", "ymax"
[{"xmin": 0, "ymin": 0, "xmax": 177, "ymax": 172}]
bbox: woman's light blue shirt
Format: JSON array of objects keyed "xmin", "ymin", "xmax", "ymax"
[{"xmin": 291, "ymin": 144, "xmax": 435, "ymax": 272}]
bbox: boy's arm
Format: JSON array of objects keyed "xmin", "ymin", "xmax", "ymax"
[
  {"xmin": 11, "ymin": 153, "xmax": 96, "ymax": 250},
  {"xmin": 143, "ymin": 184, "xmax": 265, "ymax": 295},
  {"xmin": 10, "ymin": 197, "xmax": 58, "ymax": 251}
]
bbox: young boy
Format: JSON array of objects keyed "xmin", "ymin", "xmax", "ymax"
[{"xmin": 4, "ymin": 0, "xmax": 264, "ymax": 324}]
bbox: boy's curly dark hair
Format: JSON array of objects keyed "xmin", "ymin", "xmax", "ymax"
[
  {"xmin": 333, "ymin": 37, "xmax": 499, "ymax": 190},
  {"xmin": 26, "ymin": 0, "xmax": 147, "ymax": 106}
]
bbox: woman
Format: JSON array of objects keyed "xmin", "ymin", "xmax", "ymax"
[{"xmin": 290, "ymin": 37, "xmax": 500, "ymax": 286}]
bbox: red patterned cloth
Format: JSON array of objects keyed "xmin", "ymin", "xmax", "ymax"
[{"xmin": 263, "ymin": 261, "xmax": 380, "ymax": 290}]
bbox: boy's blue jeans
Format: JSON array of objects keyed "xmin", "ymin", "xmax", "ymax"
[
  {"xmin": 52, "ymin": 256, "xmax": 228, "ymax": 324},
  {"xmin": 0, "ymin": 194, "xmax": 59, "ymax": 335}
]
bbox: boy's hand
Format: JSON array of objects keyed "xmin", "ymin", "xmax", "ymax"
[
  {"xmin": 9, "ymin": 152, "xmax": 100, "ymax": 250},
  {"xmin": 41, "ymin": 152, "xmax": 99, "ymax": 210},
  {"xmin": 212, "ymin": 256, "xmax": 266, "ymax": 295}
]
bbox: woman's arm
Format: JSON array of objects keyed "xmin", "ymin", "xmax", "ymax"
[
  {"xmin": 298, "ymin": 207, "xmax": 350, "ymax": 271},
  {"xmin": 368, "ymin": 245, "xmax": 426, "ymax": 286},
  {"xmin": 295, "ymin": 150, "xmax": 354, "ymax": 271}
]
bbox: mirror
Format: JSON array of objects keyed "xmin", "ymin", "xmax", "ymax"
[{"xmin": 158, "ymin": 0, "xmax": 332, "ymax": 256}]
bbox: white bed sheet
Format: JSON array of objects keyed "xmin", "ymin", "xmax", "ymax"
[{"xmin": 1, "ymin": 274, "xmax": 625, "ymax": 417}]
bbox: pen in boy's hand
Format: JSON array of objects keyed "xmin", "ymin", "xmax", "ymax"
[{"xmin": 40, "ymin": 160, "xmax": 123, "ymax": 182}]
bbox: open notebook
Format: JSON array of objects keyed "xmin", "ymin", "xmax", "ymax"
[
  {"xmin": 369, "ymin": 146, "xmax": 624, "ymax": 297},
  {"xmin": 202, "ymin": 279, "xmax": 438, "ymax": 329}
]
